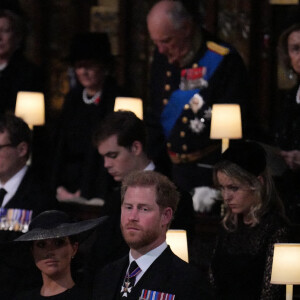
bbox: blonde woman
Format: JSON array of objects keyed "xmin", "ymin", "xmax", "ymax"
[{"xmin": 210, "ymin": 141, "xmax": 289, "ymax": 299}]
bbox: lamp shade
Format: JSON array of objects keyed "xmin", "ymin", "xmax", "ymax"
[
  {"xmin": 271, "ymin": 244, "xmax": 300, "ymax": 284},
  {"xmin": 269, "ymin": 0, "xmax": 298, "ymax": 4},
  {"xmin": 166, "ymin": 229, "xmax": 189, "ymax": 263},
  {"xmin": 15, "ymin": 92, "xmax": 45, "ymax": 128},
  {"xmin": 114, "ymin": 97, "xmax": 143, "ymax": 120},
  {"xmin": 210, "ymin": 104, "xmax": 242, "ymax": 139}
]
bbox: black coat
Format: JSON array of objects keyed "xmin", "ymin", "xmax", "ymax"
[
  {"xmin": 0, "ymin": 51, "xmax": 43, "ymax": 114},
  {"xmin": 0, "ymin": 167, "xmax": 57, "ymax": 242},
  {"xmin": 92, "ymin": 246, "xmax": 211, "ymax": 300},
  {"xmin": 273, "ymin": 84, "xmax": 300, "ymax": 222},
  {"xmin": 51, "ymin": 77, "xmax": 124, "ymax": 198}
]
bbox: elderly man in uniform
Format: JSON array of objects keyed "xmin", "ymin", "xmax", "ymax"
[{"xmin": 146, "ymin": 0, "xmax": 253, "ymax": 192}]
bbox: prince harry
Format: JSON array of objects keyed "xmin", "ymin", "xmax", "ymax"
[{"xmin": 92, "ymin": 170, "xmax": 211, "ymax": 299}]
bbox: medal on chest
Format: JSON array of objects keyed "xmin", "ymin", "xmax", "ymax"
[{"xmin": 180, "ymin": 66, "xmax": 208, "ymax": 90}]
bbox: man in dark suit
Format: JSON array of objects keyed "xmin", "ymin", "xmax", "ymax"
[
  {"xmin": 0, "ymin": 113, "xmax": 57, "ymax": 241},
  {"xmin": 92, "ymin": 170, "xmax": 211, "ymax": 300},
  {"xmin": 0, "ymin": 113, "xmax": 57, "ymax": 299},
  {"xmin": 84, "ymin": 111, "xmax": 195, "ymax": 287},
  {"xmin": 94, "ymin": 110, "xmax": 194, "ymax": 237}
]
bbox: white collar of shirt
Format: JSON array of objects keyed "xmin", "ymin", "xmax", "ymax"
[
  {"xmin": 129, "ymin": 241, "xmax": 168, "ymax": 284},
  {"xmin": 0, "ymin": 165, "xmax": 28, "ymax": 207},
  {"xmin": 144, "ymin": 161, "xmax": 155, "ymax": 171}
]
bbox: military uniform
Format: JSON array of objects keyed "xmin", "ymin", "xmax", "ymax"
[{"xmin": 146, "ymin": 30, "xmax": 251, "ymax": 191}]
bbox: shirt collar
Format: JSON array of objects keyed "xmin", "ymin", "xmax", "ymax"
[
  {"xmin": 129, "ymin": 241, "xmax": 168, "ymax": 274},
  {"xmin": 0, "ymin": 165, "xmax": 28, "ymax": 207},
  {"xmin": 144, "ymin": 161, "xmax": 155, "ymax": 171}
]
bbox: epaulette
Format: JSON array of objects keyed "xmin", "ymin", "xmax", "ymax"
[{"xmin": 206, "ymin": 41, "xmax": 230, "ymax": 56}]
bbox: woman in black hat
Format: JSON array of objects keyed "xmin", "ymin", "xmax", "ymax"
[
  {"xmin": 51, "ymin": 32, "xmax": 125, "ymax": 203},
  {"xmin": 13, "ymin": 210, "xmax": 107, "ymax": 299},
  {"xmin": 209, "ymin": 141, "xmax": 290, "ymax": 299}
]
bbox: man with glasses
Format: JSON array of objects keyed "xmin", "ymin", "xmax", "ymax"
[{"xmin": 0, "ymin": 113, "xmax": 56, "ymax": 242}]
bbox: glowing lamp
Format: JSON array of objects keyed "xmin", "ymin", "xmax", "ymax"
[
  {"xmin": 271, "ymin": 244, "xmax": 300, "ymax": 300},
  {"xmin": 210, "ymin": 104, "xmax": 242, "ymax": 152},
  {"xmin": 114, "ymin": 97, "xmax": 143, "ymax": 120},
  {"xmin": 15, "ymin": 92, "xmax": 45, "ymax": 129},
  {"xmin": 166, "ymin": 229, "xmax": 189, "ymax": 263}
]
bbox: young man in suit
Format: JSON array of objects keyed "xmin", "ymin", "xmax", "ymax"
[
  {"xmin": 92, "ymin": 170, "xmax": 211, "ymax": 299},
  {"xmin": 84, "ymin": 111, "xmax": 195, "ymax": 286},
  {"xmin": 94, "ymin": 110, "xmax": 194, "ymax": 235}
]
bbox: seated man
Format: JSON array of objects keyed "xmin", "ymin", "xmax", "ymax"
[
  {"xmin": 84, "ymin": 111, "xmax": 195, "ymax": 285},
  {"xmin": 94, "ymin": 110, "xmax": 195, "ymax": 237},
  {"xmin": 0, "ymin": 113, "xmax": 57, "ymax": 242},
  {"xmin": 0, "ymin": 113, "xmax": 57, "ymax": 298},
  {"xmin": 92, "ymin": 170, "xmax": 211, "ymax": 299}
]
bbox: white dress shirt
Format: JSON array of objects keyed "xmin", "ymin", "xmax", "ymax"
[
  {"xmin": 0, "ymin": 165, "xmax": 28, "ymax": 207},
  {"xmin": 128, "ymin": 241, "xmax": 168, "ymax": 284},
  {"xmin": 144, "ymin": 161, "xmax": 155, "ymax": 171}
]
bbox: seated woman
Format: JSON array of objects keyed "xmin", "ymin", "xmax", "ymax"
[
  {"xmin": 274, "ymin": 23, "xmax": 300, "ymax": 222},
  {"xmin": 12, "ymin": 210, "xmax": 107, "ymax": 299},
  {"xmin": 209, "ymin": 141, "xmax": 290, "ymax": 299},
  {"xmin": 52, "ymin": 32, "xmax": 124, "ymax": 201}
]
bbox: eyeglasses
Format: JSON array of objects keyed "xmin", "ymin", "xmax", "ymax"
[{"xmin": 0, "ymin": 144, "xmax": 14, "ymax": 150}]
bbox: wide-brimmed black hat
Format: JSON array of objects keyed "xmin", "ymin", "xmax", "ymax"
[
  {"xmin": 221, "ymin": 140, "xmax": 267, "ymax": 176},
  {"xmin": 14, "ymin": 210, "xmax": 108, "ymax": 242},
  {"xmin": 67, "ymin": 32, "xmax": 112, "ymax": 65}
]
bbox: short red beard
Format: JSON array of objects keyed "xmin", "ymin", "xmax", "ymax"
[{"xmin": 120, "ymin": 222, "xmax": 160, "ymax": 250}]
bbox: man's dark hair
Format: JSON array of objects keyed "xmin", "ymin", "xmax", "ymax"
[
  {"xmin": 93, "ymin": 110, "xmax": 146, "ymax": 150},
  {"xmin": 0, "ymin": 113, "xmax": 32, "ymax": 157}
]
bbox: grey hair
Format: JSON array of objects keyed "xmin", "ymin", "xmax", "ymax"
[{"xmin": 165, "ymin": 1, "xmax": 192, "ymax": 30}]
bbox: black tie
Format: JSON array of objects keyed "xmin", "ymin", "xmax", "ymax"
[
  {"xmin": 120, "ymin": 261, "xmax": 141, "ymax": 297},
  {"xmin": 0, "ymin": 188, "xmax": 7, "ymax": 207}
]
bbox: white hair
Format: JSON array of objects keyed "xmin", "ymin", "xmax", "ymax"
[{"xmin": 165, "ymin": 1, "xmax": 192, "ymax": 30}]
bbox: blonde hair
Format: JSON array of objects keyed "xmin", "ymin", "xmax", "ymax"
[{"xmin": 213, "ymin": 160, "xmax": 285, "ymax": 231}]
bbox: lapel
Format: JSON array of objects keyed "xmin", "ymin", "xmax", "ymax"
[
  {"xmin": 95, "ymin": 255, "xmax": 128, "ymax": 300},
  {"xmin": 128, "ymin": 247, "xmax": 174, "ymax": 299}
]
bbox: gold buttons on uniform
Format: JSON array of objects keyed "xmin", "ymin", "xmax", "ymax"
[
  {"xmin": 165, "ymin": 84, "xmax": 171, "ymax": 91},
  {"xmin": 192, "ymin": 63, "xmax": 198, "ymax": 68},
  {"xmin": 166, "ymin": 71, "xmax": 172, "ymax": 77},
  {"xmin": 182, "ymin": 117, "xmax": 188, "ymax": 124},
  {"xmin": 184, "ymin": 104, "xmax": 189, "ymax": 110},
  {"xmin": 163, "ymin": 98, "xmax": 168, "ymax": 105},
  {"xmin": 182, "ymin": 144, "xmax": 188, "ymax": 151},
  {"xmin": 180, "ymin": 131, "xmax": 185, "ymax": 138}
]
